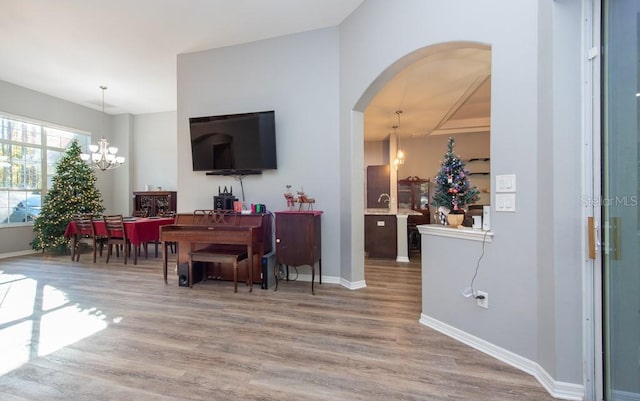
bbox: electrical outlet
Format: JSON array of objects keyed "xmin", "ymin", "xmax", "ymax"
[{"xmin": 476, "ymin": 291, "xmax": 489, "ymax": 309}]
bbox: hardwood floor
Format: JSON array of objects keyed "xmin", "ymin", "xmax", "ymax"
[{"xmin": 0, "ymin": 252, "xmax": 557, "ymax": 400}]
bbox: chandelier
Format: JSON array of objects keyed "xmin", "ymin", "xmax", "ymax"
[{"xmin": 80, "ymin": 86, "xmax": 125, "ymax": 171}]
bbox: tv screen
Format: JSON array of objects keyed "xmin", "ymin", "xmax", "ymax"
[{"xmin": 189, "ymin": 111, "xmax": 277, "ymax": 174}]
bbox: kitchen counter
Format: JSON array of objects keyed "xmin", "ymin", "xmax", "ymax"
[
  {"xmin": 364, "ymin": 208, "xmax": 423, "ymax": 216},
  {"xmin": 364, "ymin": 209, "xmax": 422, "ymax": 262}
]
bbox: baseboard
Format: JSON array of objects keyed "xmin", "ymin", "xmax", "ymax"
[
  {"xmin": 419, "ymin": 314, "xmax": 584, "ymax": 401},
  {"xmin": 283, "ymin": 273, "xmax": 367, "ymax": 290},
  {"xmin": 0, "ymin": 250, "xmax": 39, "ymax": 260},
  {"xmin": 341, "ymin": 278, "xmax": 366, "ymax": 290},
  {"xmin": 612, "ymin": 390, "xmax": 640, "ymax": 401}
]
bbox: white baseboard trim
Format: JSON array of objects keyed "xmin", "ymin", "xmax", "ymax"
[
  {"xmin": 612, "ymin": 390, "xmax": 640, "ymax": 401},
  {"xmin": 289, "ymin": 273, "xmax": 366, "ymax": 290},
  {"xmin": 420, "ymin": 314, "xmax": 584, "ymax": 401},
  {"xmin": 0, "ymin": 250, "xmax": 38, "ymax": 260},
  {"xmin": 286, "ymin": 273, "xmax": 338, "ymax": 284},
  {"xmin": 281, "ymin": 269, "xmax": 367, "ymax": 290},
  {"xmin": 341, "ymin": 279, "xmax": 366, "ymax": 290}
]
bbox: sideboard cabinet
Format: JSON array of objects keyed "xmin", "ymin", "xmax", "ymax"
[
  {"xmin": 275, "ymin": 211, "xmax": 322, "ymax": 294},
  {"xmin": 133, "ymin": 191, "xmax": 177, "ymax": 217},
  {"xmin": 397, "ymin": 177, "xmax": 430, "ymax": 216}
]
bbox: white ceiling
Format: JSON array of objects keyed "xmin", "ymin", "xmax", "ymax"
[
  {"xmin": 0, "ymin": 0, "xmax": 363, "ymax": 115},
  {"xmin": 364, "ymin": 47, "xmax": 491, "ymax": 142},
  {"xmin": 0, "ymin": 0, "xmax": 490, "ymax": 141}
]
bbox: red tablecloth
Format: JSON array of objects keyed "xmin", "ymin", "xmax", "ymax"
[{"xmin": 65, "ymin": 217, "xmax": 175, "ymax": 246}]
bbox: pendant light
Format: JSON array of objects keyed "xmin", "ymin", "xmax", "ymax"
[
  {"xmin": 393, "ymin": 110, "xmax": 405, "ymax": 168},
  {"xmin": 80, "ymin": 86, "xmax": 125, "ymax": 171}
]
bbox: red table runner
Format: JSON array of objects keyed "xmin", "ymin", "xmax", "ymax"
[{"xmin": 65, "ymin": 217, "xmax": 175, "ymax": 247}]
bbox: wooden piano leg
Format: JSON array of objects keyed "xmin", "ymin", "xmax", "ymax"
[
  {"xmin": 163, "ymin": 241, "xmax": 168, "ymax": 284},
  {"xmin": 232, "ymin": 259, "xmax": 238, "ymax": 293}
]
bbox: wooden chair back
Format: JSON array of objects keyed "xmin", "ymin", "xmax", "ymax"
[
  {"xmin": 103, "ymin": 214, "xmax": 129, "ymax": 264},
  {"xmin": 75, "ymin": 214, "xmax": 96, "ymax": 237},
  {"xmin": 104, "ymin": 214, "xmax": 127, "ymax": 239},
  {"xmin": 71, "ymin": 214, "xmax": 103, "ymax": 263},
  {"xmin": 132, "ymin": 210, "xmax": 148, "ymax": 218}
]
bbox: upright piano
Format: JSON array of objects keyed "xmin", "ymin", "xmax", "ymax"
[{"xmin": 160, "ymin": 210, "xmax": 272, "ymax": 285}]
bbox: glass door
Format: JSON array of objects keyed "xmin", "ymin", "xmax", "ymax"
[{"xmin": 602, "ymin": 1, "xmax": 640, "ymax": 399}]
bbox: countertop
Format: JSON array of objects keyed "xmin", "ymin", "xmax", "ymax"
[{"xmin": 364, "ymin": 208, "xmax": 423, "ymax": 216}]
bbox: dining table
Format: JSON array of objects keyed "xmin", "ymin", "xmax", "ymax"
[{"xmin": 64, "ymin": 216, "xmax": 175, "ymax": 264}]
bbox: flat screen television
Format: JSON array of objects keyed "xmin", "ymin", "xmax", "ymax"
[{"xmin": 189, "ymin": 110, "xmax": 277, "ymax": 175}]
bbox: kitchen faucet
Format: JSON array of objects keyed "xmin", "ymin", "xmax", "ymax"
[{"xmin": 378, "ymin": 193, "xmax": 390, "ymax": 204}]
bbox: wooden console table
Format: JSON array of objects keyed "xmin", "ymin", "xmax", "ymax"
[{"xmin": 274, "ymin": 210, "xmax": 322, "ymax": 294}]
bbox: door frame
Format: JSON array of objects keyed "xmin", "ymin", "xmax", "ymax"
[{"xmin": 582, "ymin": 0, "xmax": 603, "ymax": 399}]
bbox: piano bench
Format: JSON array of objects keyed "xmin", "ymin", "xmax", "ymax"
[{"xmin": 188, "ymin": 249, "xmax": 251, "ymax": 292}]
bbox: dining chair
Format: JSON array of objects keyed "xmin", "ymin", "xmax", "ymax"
[
  {"xmin": 132, "ymin": 210, "xmax": 148, "ymax": 218},
  {"xmin": 103, "ymin": 214, "xmax": 130, "ymax": 264},
  {"xmin": 71, "ymin": 214, "xmax": 104, "ymax": 263}
]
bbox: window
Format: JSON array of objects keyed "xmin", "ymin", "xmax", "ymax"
[{"xmin": 0, "ymin": 113, "xmax": 90, "ymax": 225}]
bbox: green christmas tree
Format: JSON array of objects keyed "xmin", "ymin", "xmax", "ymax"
[
  {"xmin": 31, "ymin": 140, "xmax": 105, "ymax": 253},
  {"xmin": 431, "ymin": 137, "xmax": 480, "ymax": 212}
]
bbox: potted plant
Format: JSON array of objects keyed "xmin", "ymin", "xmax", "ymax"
[{"xmin": 431, "ymin": 137, "xmax": 480, "ymax": 227}]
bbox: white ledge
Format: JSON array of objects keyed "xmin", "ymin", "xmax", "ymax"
[{"xmin": 417, "ymin": 224, "xmax": 493, "ymax": 242}]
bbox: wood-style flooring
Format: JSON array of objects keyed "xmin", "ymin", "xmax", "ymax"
[{"xmin": 0, "ymin": 251, "xmax": 557, "ymax": 400}]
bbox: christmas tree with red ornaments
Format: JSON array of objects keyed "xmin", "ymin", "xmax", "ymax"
[{"xmin": 431, "ymin": 137, "xmax": 480, "ymax": 212}]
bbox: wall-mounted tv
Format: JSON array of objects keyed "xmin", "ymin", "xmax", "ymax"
[{"xmin": 189, "ymin": 110, "xmax": 277, "ymax": 175}]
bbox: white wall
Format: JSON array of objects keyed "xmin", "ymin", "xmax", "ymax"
[
  {"xmin": 108, "ymin": 113, "xmax": 133, "ymax": 215},
  {"xmin": 132, "ymin": 112, "xmax": 178, "ymax": 202},
  {"xmin": 547, "ymin": 0, "xmax": 583, "ymax": 387},
  {"xmin": 177, "ymin": 28, "xmax": 343, "ymax": 282}
]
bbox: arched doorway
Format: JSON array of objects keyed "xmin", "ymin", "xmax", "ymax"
[{"xmin": 355, "ymin": 41, "xmax": 492, "ymax": 282}]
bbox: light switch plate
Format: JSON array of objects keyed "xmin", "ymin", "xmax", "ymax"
[
  {"xmin": 495, "ymin": 193, "xmax": 516, "ymax": 212},
  {"xmin": 496, "ymin": 174, "xmax": 516, "ymax": 193}
]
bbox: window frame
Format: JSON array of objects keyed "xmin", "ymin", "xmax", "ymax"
[{"xmin": 0, "ymin": 112, "xmax": 91, "ymax": 227}]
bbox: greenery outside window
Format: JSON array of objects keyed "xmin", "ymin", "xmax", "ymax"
[{"xmin": 0, "ymin": 113, "xmax": 89, "ymax": 225}]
